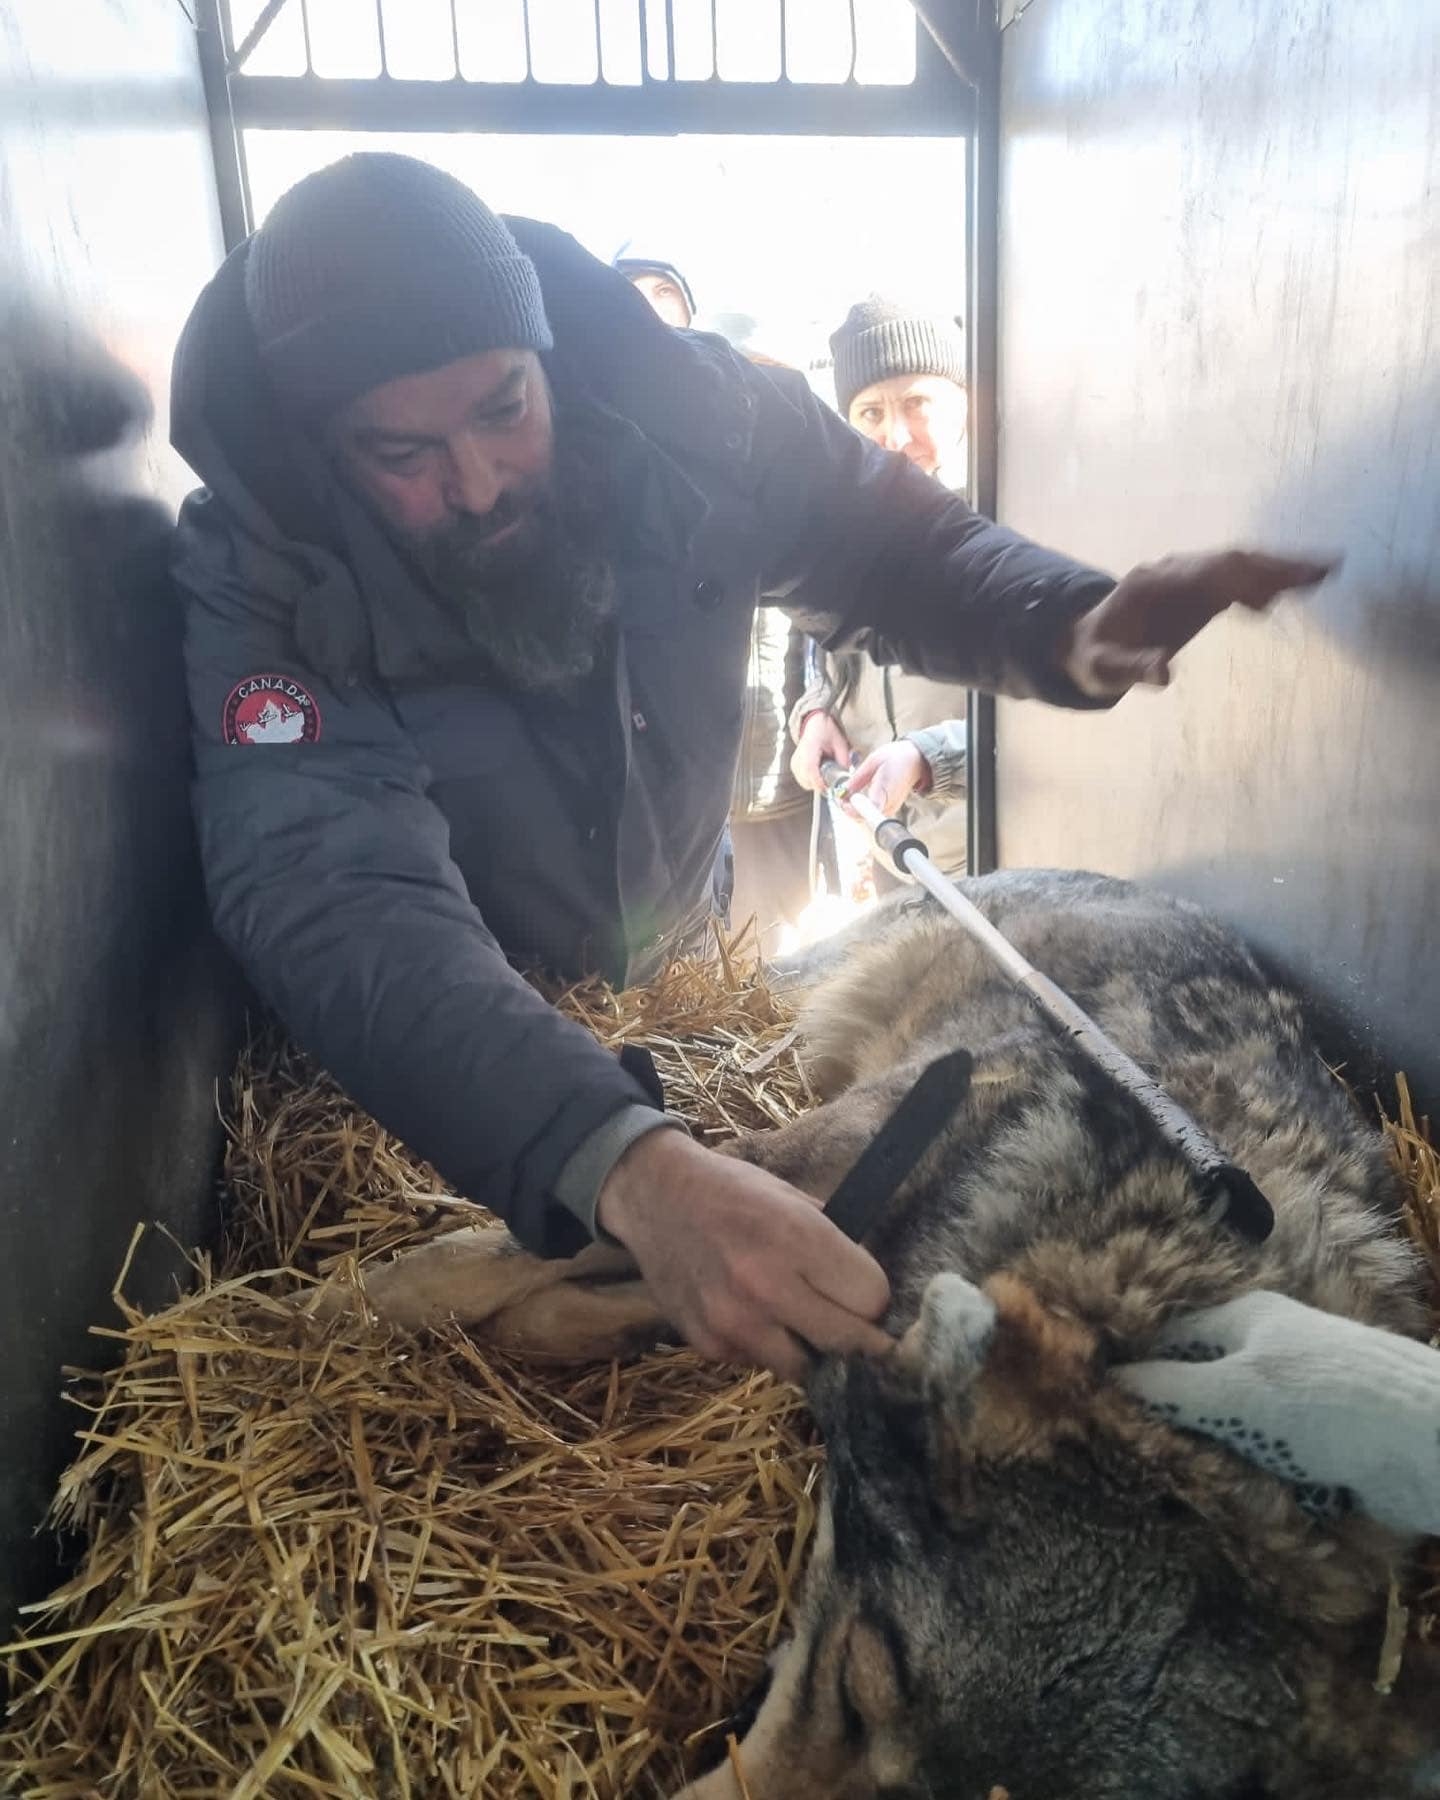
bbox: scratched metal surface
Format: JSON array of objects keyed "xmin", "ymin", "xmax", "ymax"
[
  {"xmin": 993, "ymin": 0, "xmax": 1440, "ymax": 1105},
  {"xmin": 0, "ymin": 0, "xmax": 235, "ymax": 1622}
]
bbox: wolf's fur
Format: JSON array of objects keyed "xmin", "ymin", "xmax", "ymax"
[
  {"xmin": 672, "ymin": 871, "xmax": 1434, "ymax": 1800},
  {"xmin": 331, "ymin": 869, "xmax": 1437, "ymax": 1796}
]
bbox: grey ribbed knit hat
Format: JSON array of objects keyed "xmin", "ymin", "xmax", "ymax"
[
  {"xmin": 244, "ymin": 153, "xmax": 553, "ymax": 419},
  {"xmin": 829, "ymin": 295, "xmax": 965, "ymax": 417}
]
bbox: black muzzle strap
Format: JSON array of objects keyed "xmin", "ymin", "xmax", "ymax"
[{"xmin": 822, "ymin": 1047, "xmax": 975, "ymax": 1243}]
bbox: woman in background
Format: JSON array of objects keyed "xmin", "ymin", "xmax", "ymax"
[{"xmin": 790, "ymin": 296, "xmax": 972, "ymax": 888}]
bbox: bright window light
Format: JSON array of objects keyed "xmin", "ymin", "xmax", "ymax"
[
  {"xmin": 243, "ymin": 129, "xmax": 967, "ymax": 397},
  {"xmin": 226, "ymin": 0, "xmax": 917, "ymax": 86}
]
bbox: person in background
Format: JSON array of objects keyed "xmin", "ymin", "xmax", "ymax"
[
  {"xmin": 618, "ymin": 247, "xmax": 814, "ymax": 949},
  {"xmin": 612, "ymin": 241, "xmax": 697, "ymax": 329},
  {"xmin": 791, "ymin": 297, "xmax": 973, "ymax": 882}
]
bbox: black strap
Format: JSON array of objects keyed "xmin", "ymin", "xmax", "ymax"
[
  {"xmin": 1061, "ymin": 1041, "xmax": 1276, "ymax": 1245},
  {"xmin": 872, "ymin": 815, "xmax": 930, "ymax": 877},
  {"xmin": 618, "ymin": 1043, "xmax": 666, "ymax": 1112},
  {"xmin": 1194, "ymin": 1163, "xmax": 1276, "ymax": 1242},
  {"xmin": 823, "ymin": 1047, "xmax": 975, "ymax": 1243}
]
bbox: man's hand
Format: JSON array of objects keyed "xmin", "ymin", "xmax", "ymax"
[
  {"xmin": 1061, "ymin": 549, "xmax": 1340, "ymax": 700},
  {"xmin": 790, "ymin": 709, "xmax": 853, "ymax": 793},
  {"xmin": 846, "ymin": 739, "xmax": 930, "ymax": 817},
  {"xmin": 595, "ymin": 1128, "xmax": 893, "ymax": 1383}
]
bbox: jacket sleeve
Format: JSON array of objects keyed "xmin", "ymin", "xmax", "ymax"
[
  {"xmin": 743, "ymin": 364, "xmax": 1117, "ymax": 709},
  {"xmin": 781, "ymin": 618, "xmax": 809, "ymax": 732},
  {"xmin": 905, "ymin": 718, "xmax": 968, "ymax": 800},
  {"xmin": 179, "ymin": 528, "xmax": 662, "ymax": 1259},
  {"xmin": 789, "ymin": 647, "xmax": 837, "ymax": 743},
  {"xmin": 788, "ymin": 646, "xmax": 870, "ymax": 744}
]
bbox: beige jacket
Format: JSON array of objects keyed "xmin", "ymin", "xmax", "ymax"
[{"xmin": 790, "ymin": 646, "xmax": 970, "ymax": 877}]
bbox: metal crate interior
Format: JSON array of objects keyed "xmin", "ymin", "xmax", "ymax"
[{"xmin": 2, "ymin": 1, "xmax": 1437, "ymax": 1788}]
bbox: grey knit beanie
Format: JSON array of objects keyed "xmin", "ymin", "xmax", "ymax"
[
  {"xmin": 829, "ymin": 295, "xmax": 965, "ymax": 418},
  {"xmin": 244, "ymin": 152, "xmax": 553, "ymax": 420}
]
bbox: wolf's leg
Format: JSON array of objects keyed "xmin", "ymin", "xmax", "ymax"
[
  {"xmin": 721, "ymin": 1067, "xmax": 919, "ymax": 1203},
  {"xmin": 487, "ymin": 1278, "xmax": 669, "ymax": 1360},
  {"xmin": 308, "ymin": 1222, "xmax": 646, "ymax": 1342},
  {"xmin": 311, "ymin": 1065, "xmax": 932, "ymax": 1352}
]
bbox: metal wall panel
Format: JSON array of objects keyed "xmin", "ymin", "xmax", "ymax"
[
  {"xmin": 0, "ymin": 0, "xmax": 234, "ymax": 1622},
  {"xmin": 994, "ymin": 0, "xmax": 1439, "ymax": 1103}
]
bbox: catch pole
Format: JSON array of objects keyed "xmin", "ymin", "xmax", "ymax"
[{"xmin": 820, "ymin": 761, "xmax": 1274, "ymax": 1245}]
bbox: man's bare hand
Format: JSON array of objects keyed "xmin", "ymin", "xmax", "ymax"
[
  {"xmin": 1061, "ymin": 549, "xmax": 1340, "ymax": 700},
  {"xmin": 594, "ymin": 1128, "xmax": 892, "ymax": 1383},
  {"xmin": 847, "ymin": 739, "xmax": 930, "ymax": 816},
  {"xmin": 790, "ymin": 709, "xmax": 853, "ymax": 793}
]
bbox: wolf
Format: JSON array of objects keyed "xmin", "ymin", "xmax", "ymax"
[{"xmin": 319, "ymin": 870, "xmax": 1440, "ymax": 1798}]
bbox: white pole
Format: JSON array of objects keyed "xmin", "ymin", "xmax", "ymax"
[{"xmin": 821, "ymin": 763, "xmax": 1274, "ymax": 1245}]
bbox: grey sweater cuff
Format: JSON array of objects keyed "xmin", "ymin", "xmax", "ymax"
[
  {"xmin": 904, "ymin": 719, "xmax": 968, "ymax": 800},
  {"xmin": 788, "ymin": 680, "xmax": 837, "ymax": 745},
  {"xmin": 551, "ymin": 1103, "xmax": 689, "ymax": 1240}
]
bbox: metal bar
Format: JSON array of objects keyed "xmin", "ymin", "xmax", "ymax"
[
  {"xmin": 820, "ymin": 762, "xmax": 1276, "ymax": 1246},
  {"xmin": 778, "ymin": 0, "xmax": 788, "ymax": 79},
  {"xmin": 845, "ymin": 0, "xmax": 858, "ymax": 84},
  {"xmin": 663, "ymin": 0, "xmax": 676, "ymax": 79},
  {"xmin": 591, "ymin": 0, "xmax": 603, "ymax": 84},
  {"xmin": 449, "ymin": 0, "xmax": 462, "ymax": 81},
  {"xmin": 297, "ymin": 0, "xmax": 313, "ymax": 76},
  {"xmin": 638, "ymin": 0, "xmax": 652, "ymax": 84},
  {"xmin": 967, "ymin": 97, "xmax": 998, "ymax": 524},
  {"xmin": 375, "ymin": 0, "xmax": 389, "ymax": 77},
  {"xmin": 965, "ymin": 692, "xmax": 996, "ymax": 876},
  {"xmin": 909, "ymin": 0, "xmax": 996, "ymax": 91},
  {"xmin": 521, "ymin": 0, "xmax": 535, "ymax": 79},
  {"xmin": 966, "ymin": 79, "xmax": 1000, "ymax": 876},
  {"xmin": 196, "ymin": 0, "xmax": 253, "ymax": 248},
  {"xmin": 908, "ymin": 1, "xmax": 1003, "ymax": 879},
  {"xmin": 228, "ymin": 0, "xmax": 293, "ymax": 72},
  {"xmin": 230, "ymin": 71, "xmax": 975, "ymax": 132}
]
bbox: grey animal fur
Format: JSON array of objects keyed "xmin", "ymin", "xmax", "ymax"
[
  {"xmin": 673, "ymin": 869, "xmax": 1434, "ymax": 1800},
  {"xmin": 774, "ymin": 869, "xmax": 1418, "ymax": 1333}
]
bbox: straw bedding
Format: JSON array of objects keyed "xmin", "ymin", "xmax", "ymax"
[
  {"xmin": 1380, "ymin": 1075, "xmax": 1440, "ymax": 1648},
  {"xmin": 1, "ymin": 946, "xmax": 1437, "ymax": 1797}
]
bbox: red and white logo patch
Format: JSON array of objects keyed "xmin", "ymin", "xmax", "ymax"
[{"xmin": 222, "ymin": 674, "xmax": 322, "ymax": 746}]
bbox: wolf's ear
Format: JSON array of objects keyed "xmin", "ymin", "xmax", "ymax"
[
  {"xmin": 896, "ymin": 1272, "xmax": 998, "ymax": 1426},
  {"xmin": 806, "ymin": 1274, "xmax": 996, "ymax": 1471},
  {"xmin": 1115, "ymin": 1290, "xmax": 1440, "ymax": 1538}
]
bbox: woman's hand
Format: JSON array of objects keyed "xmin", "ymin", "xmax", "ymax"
[
  {"xmin": 845, "ymin": 739, "xmax": 931, "ymax": 816},
  {"xmin": 790, "ymin": 710, "xmax": 853, "ymax": 793}
]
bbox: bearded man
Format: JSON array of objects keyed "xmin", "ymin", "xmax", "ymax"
[{"xmin": 171, "ymin": 153, "xmax": 1331, "ymax": 1381}]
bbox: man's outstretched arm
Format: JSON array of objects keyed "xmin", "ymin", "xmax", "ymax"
[{"xmin": 741, "ymin": 359, "xmax": 1336, "ymax": 704}]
